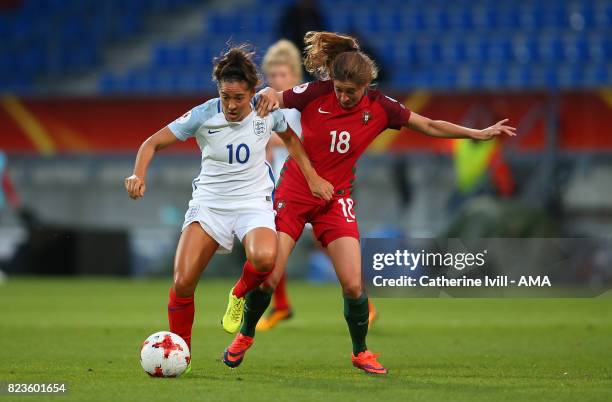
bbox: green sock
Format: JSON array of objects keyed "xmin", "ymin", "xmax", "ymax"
[
  {"xmin": 239, "ymin": 288, "xmax": 272, "ymax": 338},
  {"xmin": 343, "ymin": 293, "xmax": 369, "ymax": 355}
]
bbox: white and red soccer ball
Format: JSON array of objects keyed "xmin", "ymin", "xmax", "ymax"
[{"xmin": 140, "ymin": 331, "xmax": 190, "ymax": 377}]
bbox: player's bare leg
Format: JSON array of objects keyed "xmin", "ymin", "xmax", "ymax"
[
  {"xmin": 327, "ymin": 236, "xmax": 387, "ymax": 374},
  {"xmin": 261, "ymin": 232, "xmax": 295, "ymax": 292},
  {"xmin": 326, "ymin": 237, "xmax": 362, "ymax": 296},
  {"xmin": 243, "ymin": 227, "xmax": 277, "ymax": 273},
  {"xmin": 169, "ymin": 222, "xmax": 219, "ymax": 353},
  {"xmin": 308, "ymin": 233, "xmax": 377, "ymax": 329},
  {"xmin": 235, "ymin": 227, "xmax": 278, "ymax": 297}
]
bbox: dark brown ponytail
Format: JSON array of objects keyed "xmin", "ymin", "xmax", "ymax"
[{"xmin": 213, "ymin": 45, "xmax": 261, "ymax": 90}]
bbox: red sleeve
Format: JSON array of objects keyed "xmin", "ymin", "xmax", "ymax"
[
  {"xmin": 282, "ymin": 80, "xmax": 334, "ymax": 111},
  {"xmin": 489, "ymin": 147, "xmax": 515, "ymax": 197},
  {"xmin": 2, "ymin": 172, "xmax": 20, "ymax": 208},
  {"xmin": 377, "ymin": 92, "xmax": 411, "ymax": 129}
]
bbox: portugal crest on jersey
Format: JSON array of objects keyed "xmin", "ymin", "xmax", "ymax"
[
  {"xmin": 362, "ymin": 111, "xmax": 371, "ymax": 125},
  {"xmin": 253, "ymin": 118, "xmax": 267, "ymax": 137}
]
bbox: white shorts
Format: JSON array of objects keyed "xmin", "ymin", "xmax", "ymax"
[{"xmin": 181, "ymin": 199, "xmax": 276, "ymax": 254}]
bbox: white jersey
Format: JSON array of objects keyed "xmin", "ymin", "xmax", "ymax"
[
  {"xmin": 272, "ymin": 108, "xmax": 301, "ymax": 181},
  {"xmin": 281, "ymin": 108, "xmax": 302, "ymax": 137},
  {"xmin": 168, "ymin": 98, "xmax": 288, "ymax": 207}
]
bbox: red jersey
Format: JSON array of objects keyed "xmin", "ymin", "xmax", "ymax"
[{"xmin": 280, "ymin": 80, "xmax": 411, "ymax": 197}]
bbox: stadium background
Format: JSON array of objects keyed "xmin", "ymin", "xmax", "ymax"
[
  {"xmin": 0, "ymin": 1, "xmax": 611, "ymax": 401},
  {"xmin": 1, "ymin": 0, "xmax": 611, "ymax": 278}
]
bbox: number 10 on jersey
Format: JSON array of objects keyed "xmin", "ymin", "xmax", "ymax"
[{"xmin": 226, "ymin": 143, "xmax": 250, "ymax": 164}]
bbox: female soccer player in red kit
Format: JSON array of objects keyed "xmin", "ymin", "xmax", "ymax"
[
  {"xmin": 222, "ymin": 32, "xmax": 516, "ymax": 374},
  {"xmin": 257, "ymin": 39, "xmax": 379, "ymax": 331}
]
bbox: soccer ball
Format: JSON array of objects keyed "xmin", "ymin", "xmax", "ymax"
[{"xmin": 140, "ymin": 331, "xmax": 190, "ymax": 377}]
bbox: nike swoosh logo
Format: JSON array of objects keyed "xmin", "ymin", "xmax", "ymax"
[
  {"xmin": 208, "ymin": 129, "xmax": 221, "ymax": 134},
  {"xmin": 318, "ymin": 107, "xmax": 331, "ymax": 114},
  {"xmin": 357, "ymin": 320, "xmax": 369, "ymax": 326}
]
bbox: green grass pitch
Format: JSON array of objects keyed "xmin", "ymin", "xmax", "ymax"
[{"xmin": 1, "ymin": 278, "xmax": 611, "ymax": 402}]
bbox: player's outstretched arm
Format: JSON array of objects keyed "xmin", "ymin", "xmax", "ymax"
[
  {"xmin": 125, "ymin": 127, "xmax": 179, "ymax": 200},
  {"xmin": 256, "ymin": 87, "xmax": 283, "ymax": 117},
  {"xmin": 277, "ymin": 126, "xmax": 334, "ymax": 201},
  {"xmin": 406, "ymin": 112, "xmax": 517, "ymax": 140}
]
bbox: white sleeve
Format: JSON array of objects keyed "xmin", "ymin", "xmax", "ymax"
[
  {"xmin": 270, "ymin": 109, "xmax": 288, "ymax": 133},
  {"xmin": 281, "ymin": 109, "xmax": 302, "ymax": 138},
  {"xmin": 167, "ymin": 98, "xmax": 219, "ymax": 141}
]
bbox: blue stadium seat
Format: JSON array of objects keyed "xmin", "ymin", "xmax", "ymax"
[
  {"xmin": 466, "ymin": 38, "xmax": 488, "ymax": 63},
  {"xmin": 4, "ymin": 0, "xmax": 611, "ymax": 93},
  {"xmin": 540, "ymin": 36, "xmax": 565, "ymax": 63},
  {"xmin": 450, "ymin": 8, "xmax": 475, "ymax": 31}
]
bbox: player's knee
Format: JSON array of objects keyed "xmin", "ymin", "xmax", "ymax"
[
  {"xmin": 260, "ymin": 279, "xmax": 276, "ymax": 293},
  {"xmin": 173, "ymin": 276, "xmax": 196, "ymax": 297},
  {"xmin": 248, "ymin": 249, "xmax": 275, "ymax": 273},
  {"xmin": 342, "ymin": 283, "xmax": 363, "ymax": 299},
  {"xmin": 261, "ymin": 273, "xmax": 280, "ymax": 292}
]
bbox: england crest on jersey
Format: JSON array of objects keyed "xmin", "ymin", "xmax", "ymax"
[{"xmin": 253, "ymin": 117, "xmax": 267, "ymax": 137}]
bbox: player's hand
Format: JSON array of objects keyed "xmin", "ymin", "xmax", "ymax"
[
  {"xmin": 308, "ymin": 175, "xmax": 334, "ymax": 201},
  {"xmin": 472, "ymin": 119, "xmax": 517, "ymax": 140},
  {"xmin": 256, "ymin": 87, "xmax": 279, "ymax": 117},
  {"xmin": 125, "ymin": 174, "xmax": 146, "ymax": 199}
]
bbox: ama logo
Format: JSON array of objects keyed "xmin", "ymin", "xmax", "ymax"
[{"xmin": 518, "ymin": 276, "xmax": 551, "ymax": 287}]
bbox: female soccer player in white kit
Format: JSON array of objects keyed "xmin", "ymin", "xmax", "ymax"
[{"xmin": 124, "ymin": 46, "xmax": 333, "ymax": 372}]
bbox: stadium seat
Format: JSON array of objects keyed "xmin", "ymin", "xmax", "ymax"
[{"xmin": 2, "ymin": 0, "xmax": 611, "ymax": 93}]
